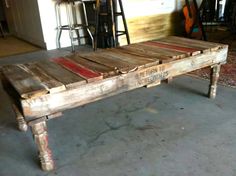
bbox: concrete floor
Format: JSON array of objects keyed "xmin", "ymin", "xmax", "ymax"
[{"xmin": 0, "ymin": 49, "xmax": 236, "ymax": 176}]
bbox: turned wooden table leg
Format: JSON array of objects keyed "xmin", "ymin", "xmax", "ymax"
[
  {"xmin": 208, "ymin": 65, "xmax": 221, "ymax": 99},
  {"xmin": 12, "ymin": 104, "xmax": 28, "ymax": 132},
  {"xmin": 29, "ymin": 119, "xmax": 54, "ymax": 171}
]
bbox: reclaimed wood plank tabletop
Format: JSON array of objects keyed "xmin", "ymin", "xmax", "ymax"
[{"xmin": 0, "ymin": 36, "xmax": 229, "ymax": 172}]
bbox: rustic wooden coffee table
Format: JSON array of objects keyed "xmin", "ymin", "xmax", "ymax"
[{"xmin": 1, "ymin": 36, "xmax": 228, "ymax": 171}]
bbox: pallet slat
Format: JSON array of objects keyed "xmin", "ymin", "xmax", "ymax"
[
  {"xmin": 129, "ymin": 43, "xmax": 187, "ymax": 63},
  {"xmin": 167, "ymin": 36, "xmax": 224, "ymax": 51},
  {"xmin": 103, "ymin": 50, "xmax": 160, "ymax": 69},
  {"xmin": 79, "ymin": 53, "xmax": 137, "ymax": 73},
  {"xmin": 67, "ymin": 54, "xmax": 117, "ymax": 78},
  {"xmin": 146, "ymin": 41, "xmax": 200, "ymax": 56},
  {"xmin": 105, "ymin": 49, "xmax": 158, "ymax": 64},
  {"xmin": 19, "ymin": 63, "xmax": 66, "ymax": 94},
  {"xmin": 157, "ymin": 37, "xmax": 209, "ymax": 53},
  {"xmin": 140, "ymin": 42, "xmax": 189, "ymax": 58},
  {"xmin": 116, "ymin": 45, "xmax": 171, "ymax": 61},
  {"xmin": 36, "ymin": 60, "xmax": 86, "ymax": 88},
  {"xmin": 2, "ymin": 65, "xmax": 48, "ymax": 99},
  {"xmin": 52, "ymin": 57, "xmax": 103, "ymax": 82}
]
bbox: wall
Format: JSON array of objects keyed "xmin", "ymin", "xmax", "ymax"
[
  {"xmin": 37, "ymin": 0, "xmax": 88, "ymax": 50},
  {"xmin": 37, "ymin": 0, "xmax": 72, "ymax": 50},
  {"xmin": 3, "ymin": 0, "xmax": 84, "ymax": 50},
  {"xmin": 4, "ymin": 0, "xmax": 46, "ymax": 48},
  {"xmin": 4, "ymin": 0, "xmax": 203, "ymax": 50},
  {"xmin": 119, "ymin": 0, "xmax": 202, "ymax": 45}
]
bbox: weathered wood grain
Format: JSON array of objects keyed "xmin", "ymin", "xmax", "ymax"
[
  {"xmin": 20, "ymin": 47, "xmax": 228, "ymax": 119},
  {"xmin": 106, "ymin": 48, "xmax": 158, "ymax": 61},
  {"xmin": 208, "ymin": 65, "xmax": 221, "ymax": 99},
  {"xmin": 79, "ymin": 53, "xmax": 137, "ymax": 73},
  {"xmin": 146, "ymin": 41, "xmax": 201, "ymax": 56},
  {"xmin": 19, "ymin": 63, "xmax": 66, "ymax": 94},
  {"xmin": 52, "ymin": 57, "xmax": 103, "ymax": 83},
  {"xmin": 128, "ymin": 43, "xmax": 186, "ymax": 60},
  {"xmin": 167, "ymin": 36, "xmax": 226, "ymax": 51},
  {"xmin": 119, "ymin": 12, "xmax": 181, "ymax": 45},
  {"xmin": 12, "ymin": 104, "xmax": 28, "ymax": 132},
  {"xmin": 101, "ymin": 49, "xmax": 160, "ymax": 68},
  {"xmin": 139, "ymin": 42, "xmax": 189, "ymax": 59},
  {"xmin": 116, "ymin": 45, "xmax": 173, "ymax": 62},
  {"xmin": 36, "ymin": 60, "xmax": 86, "ymax": 88},
  {"xmin": 157, "ymin": 37, "xmax": 211, "ymax": 53},
  {"xmin": 1, "ymin": 65, "xmax": 48, "ymax": 99},
  {"xmin": 67, "ymin": 54, "xmax": 117, "ymax": 78}
]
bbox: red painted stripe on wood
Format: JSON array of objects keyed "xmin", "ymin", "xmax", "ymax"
[
  {"xmin": 52, "ymin": 57, "xmax": 101, "ymax": 80},
  {"xmin": 144, "ymin": 41, "xmax": 199, "ymax": 53}
]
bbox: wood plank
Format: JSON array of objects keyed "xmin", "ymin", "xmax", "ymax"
[
  {"xmin": 166, "ymin": 36, "xmax": 224, "ymax": 51},
  {"xmin": 1, "ymin": 65, "xmax": 48, "ymax": 99},
  {"xmin": 114, "ymin": 46, "xmax": 159, "ymax": 59},
  {"xmin": 19, "ymin": 63, "xmax": 66, "ymax": 94},
  {"xmin": 106, "ymin": 48, "xmax": 157, "ymax": 62},
  {"xmin": 100, "ymin": 51, "xmax": 152, "ymax": 66},
  {"xmin": 129, "ymin": 43, "xmax": 181, "ymax": 58},
  {"xmin": 116, "ymin": 45, "xmax": 172, "ymax": 61},
  {"xmin": 67, "ymin": 54, "xmax": 118, "ymax": 78},
  {"xmin": 146, "ymin": 41, "xmax": 201, "ymax": 56},
  {"xmin": 21, "ymin": 47, "xmax": 228, "ymax": 119},
  {"xmin": 129, "ymin": 43, "xmax": 188, "ymax": 62},
  {"xmin": 104, "ymin": 48, "xmax": 160, "ymax": 67},
  {"xmin": 52, "ymin": 57, "xmax": 103, "ymax": 83},
  {"xmin": 139, "ymin": 42, "xmax": 190, "ymax": 58},
  {"xmin": 79, "ymin": 53, "xmax": 137, "ymax": 73},
  {"xmin": 36, "ymin": 60, "xmax": 86, "ymax": 88},
  {"xmin": 157, "ymin": 37, "xmax": 210, "ymax": 53},
  {"xmin": 169, "ymin": 36, "xmax": 225, "ymax": 47},
  {"xmin": 79, "ymin": 53, "xmax": 126, "ymax": 69},
  {"xmin": 124, "ymin": 44, "xmax": 177, "ymax": 63},
  {"xmin": 125, "ymin": 44, "xmax": 174, "ymax": 58}
]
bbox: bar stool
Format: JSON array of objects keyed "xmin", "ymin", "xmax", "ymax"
[
  {"xmin": 94, "ymin": 0, "xmax": 130, "ymax": 49},
  {"xmin": 55, "ymin": 0, "xmax": 95, "ymax": 52}
]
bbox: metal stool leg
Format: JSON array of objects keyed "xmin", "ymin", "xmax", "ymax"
[
  {"xmin": 56, "ymin": 29, "xmax": 62, "ymax": 49},
  {"xmin": 69, "ymin": 28, "xmax": 75, "ymax": 52},
  {"xmin": 66, "ymin": 2, "xmax": 75, "ymax": 52},
  {"xmin": 55, "ymin": 3, "xmax": 62, "ymax": 48},
  {"xmin": 81, "ymin": 0, "xmax": 95, "ymax": 50},
  {"xmin": 86, "ymin": 28, "xmax": 95, "ymax": 49},
  {"xmin": 72, "ymin": 1, "xmax": 82, "ymax": 47},
  {"xmin": 75, "ymin": 29, "xmax": 81, "ymax": 45}
]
